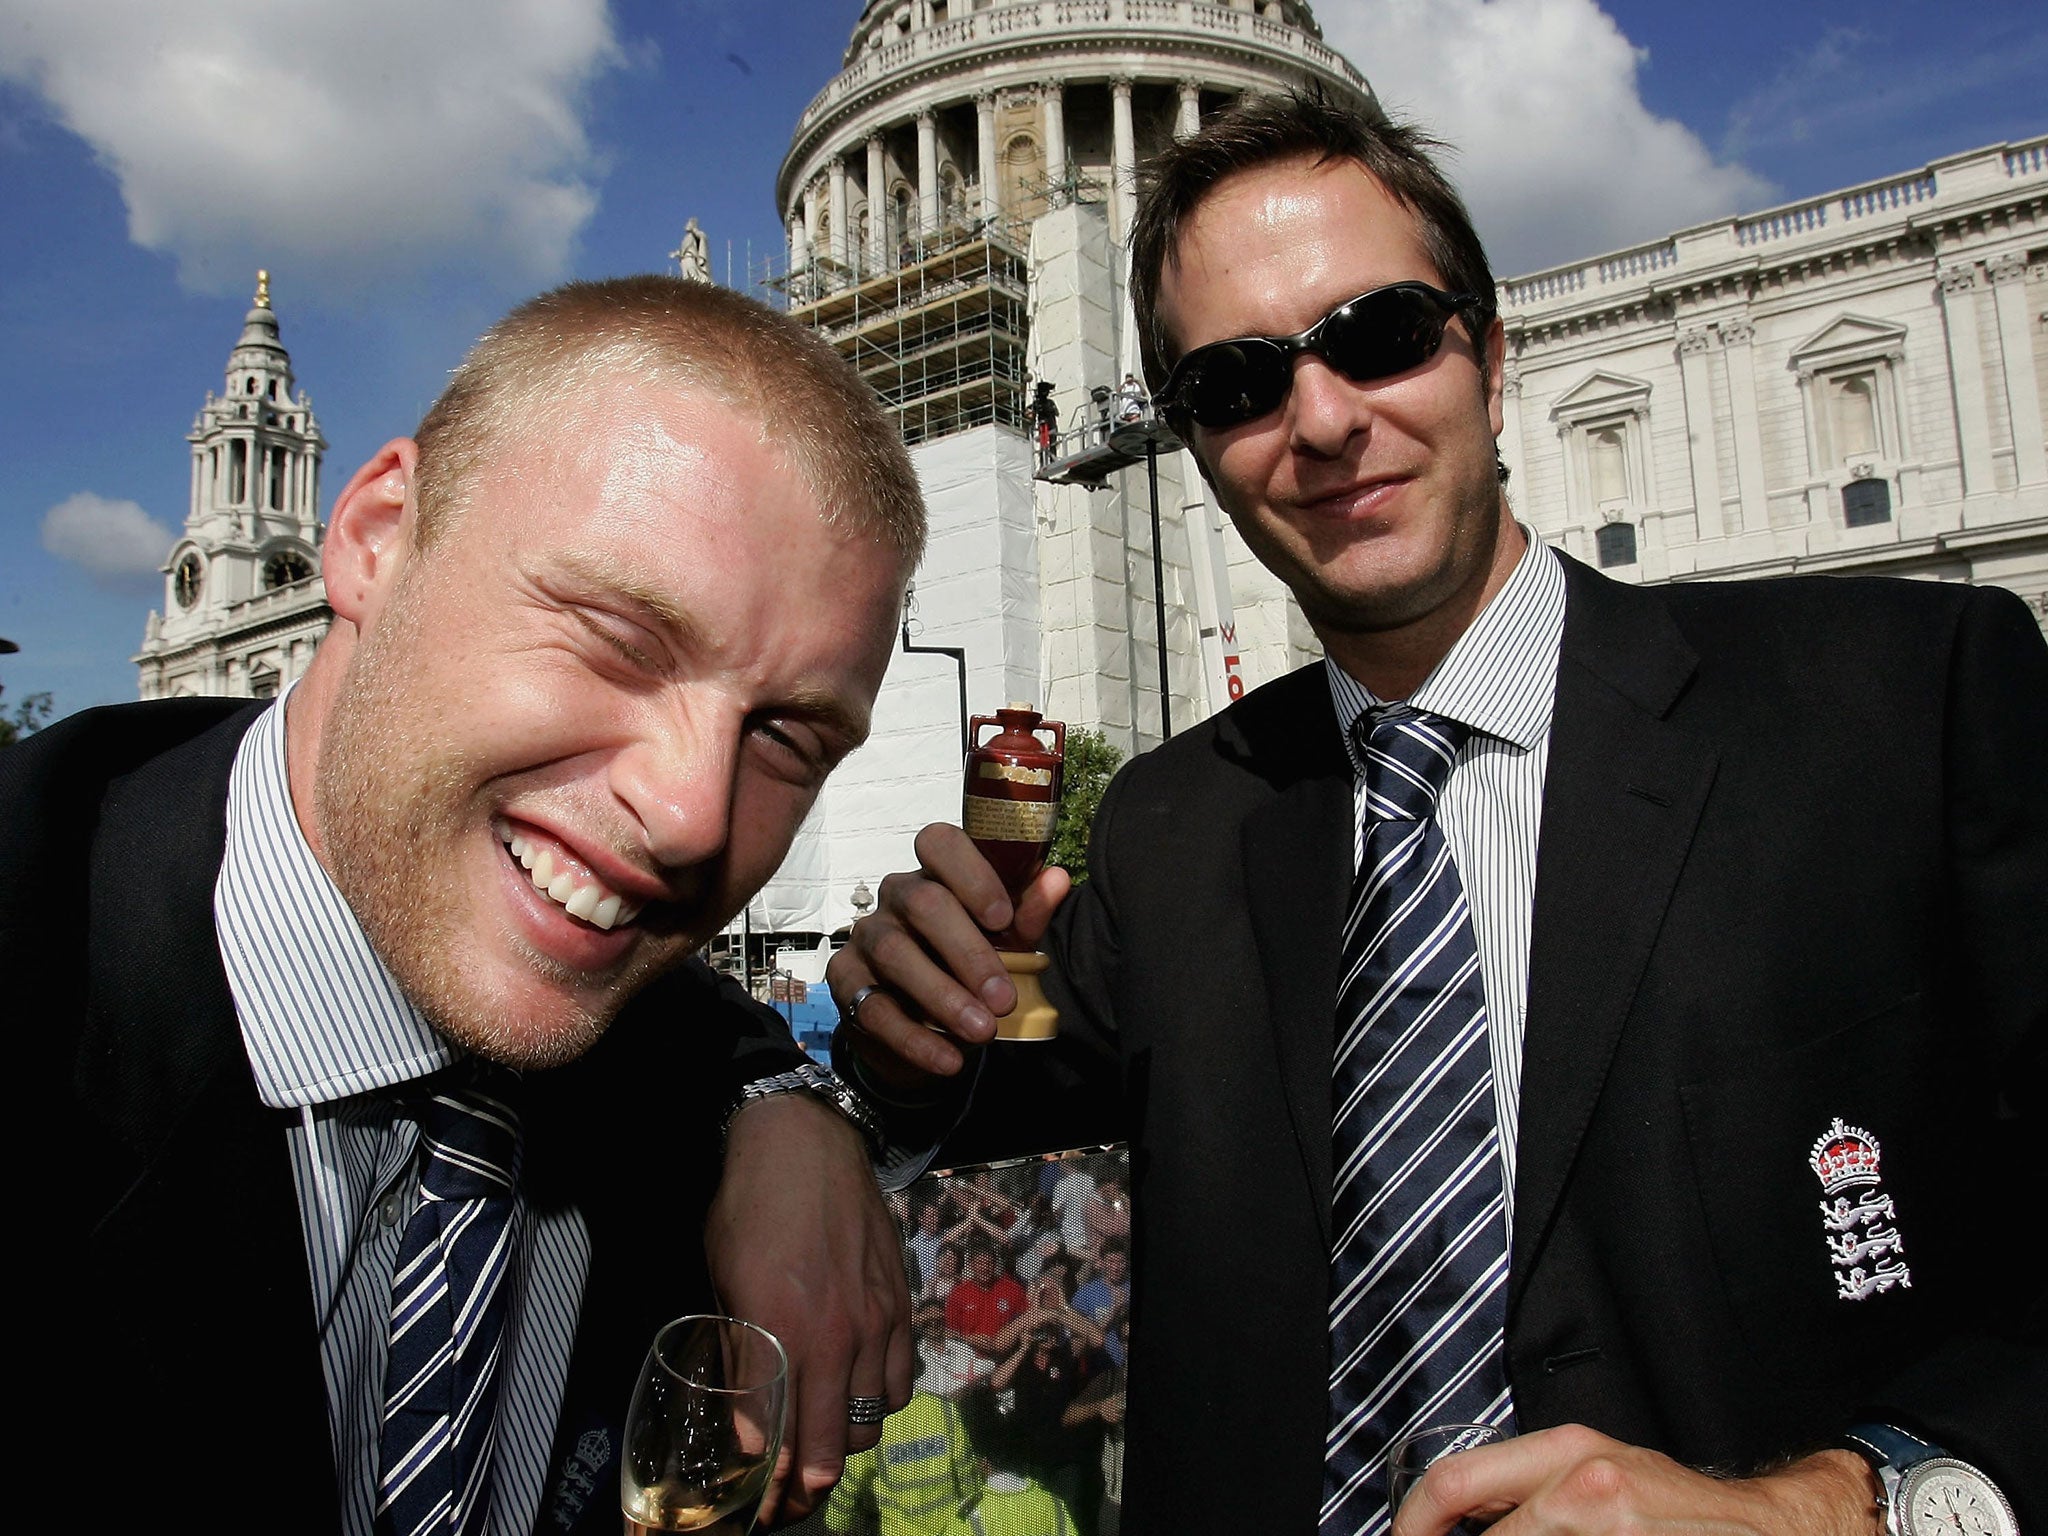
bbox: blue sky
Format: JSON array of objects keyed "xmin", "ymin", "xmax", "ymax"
[{"xmin": 2, "ymin": 0, "xmax": 2041, "ymax": 721}]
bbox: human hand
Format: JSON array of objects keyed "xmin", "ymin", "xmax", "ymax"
[
  {"xmin": 704, "ymin": 1093, "xmax": 913, "ymax": 1526},
  {"xmin": 826, "ymin": 822, "xmax": 1072, "ymax": 1093},
  {"xmin": 1389, "ymin": 1424, "xmax": 1881, "ymax": 1536}
]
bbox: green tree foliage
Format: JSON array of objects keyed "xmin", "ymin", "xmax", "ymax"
[
  {"xmin": 0, "ymin": 685, "xmax": 54, "ymax": 749},
  {"xmin": 1048, "ymin": 725, "xmax": 1123, "ymax": 885}
]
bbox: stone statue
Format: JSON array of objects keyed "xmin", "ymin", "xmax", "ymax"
[{"xmin": 672, "ymin": 218, "xmax": 711, "ymax": 284}]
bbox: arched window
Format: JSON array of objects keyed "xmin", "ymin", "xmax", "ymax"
[
  {"xmin": 1595, "ymin": 521, "xmax": 1638, "ymax": 568},
  {"xmin": 263, "ymin": 549, "xmax": 314, "ymax": 589},
  {"xmin": 939, "ymin": 165, "xmax": 963, "ymax": 228},
  {"xmin": 1588, "ymin": 424, "xmax": 1629, "ymax": 506},
  {"xmin": 1842, "ymin": 477, "xmax": 1891, "ymax": 528},
  {"xmin": 1002, "ymin": 132, "xmax": 1043, "ymax": 219},
  {"xmin": 228, "ymin": 439, "xmax": 247, "ymax": 503}
]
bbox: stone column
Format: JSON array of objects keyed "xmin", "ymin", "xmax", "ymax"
[
  {"xmin": 1939, "ymin": 263, "xmax": 1996, "ymax": 497},
  {"xmin": 788, "ymin": 211, "xmax": 806, "ymax": 274},
  {"xmin": 976, "ymin": 92, "xmax": 999, "ymax": 224},
  {"xmin": 802, "ymin": 183, "xmax": 822, "ymax": 264},
  {"xmin": 1675, "ymin": 327, "xmax": 1725, "ymax": 538},
  {"xmin": 828, "ymin": 154, "xmax": 850, "ymax": 269},
  {"xmin": 917, "ymin": 109, "xmax": 939, "ymax": 235},
  {"xmin": 866, "ymin": 134, "xmax": 887, "ymax": 269},
  {"xmin": 1041, "ymin": 80, "xmax": 1066, "ymax": 192},
  {"xmin": 1989, "ymin": 252, "xmax": 2047, "ymax": 486},
  {"xmin": 1111, "ymin": 77, "xmax": 1136, "ymax": 243},
  {"xmin": 1177, "ymin": 79, "xmax": 1201, "ymax": 138},
  {"xmin": 1720, "ymin": 318, "xmax": 1769, "ymax": 534}
]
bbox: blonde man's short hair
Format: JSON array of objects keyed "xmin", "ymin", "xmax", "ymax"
[{"xmin": 411, "ymin": 275, "xmax": 925, "ymax": 562}]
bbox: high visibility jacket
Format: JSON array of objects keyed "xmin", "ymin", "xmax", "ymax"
[
  {"xmin": 823, "ymin": 1392, "xmax": 979, "ymax": 1536},
  {"xmin": 939, "ymin": 1479, "xmax": 1076, "ymax": 1536}
]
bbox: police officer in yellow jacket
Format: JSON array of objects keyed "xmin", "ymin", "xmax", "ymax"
[
  {"xmin": 824, "ymin": 1386, "xmax": 981, "ymax": 1536},
  {"xmin": 937, "ymin": 1468, "xmax": 1077, "ymax": 1536}
]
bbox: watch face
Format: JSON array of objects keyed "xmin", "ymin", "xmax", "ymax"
[{"xmin": 1900, "ymin": 1461, "xmax": 2018, "ymax": 1536}]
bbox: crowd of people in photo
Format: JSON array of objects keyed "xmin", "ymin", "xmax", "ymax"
[{"xmin": 812, "ymin": 1149, "xmax": 1132, "ymax": 1536}]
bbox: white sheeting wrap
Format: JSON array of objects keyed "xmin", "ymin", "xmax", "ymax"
[{"xmin": 740, "ymin": 426, "xmax": 1045, "ymax": 940}]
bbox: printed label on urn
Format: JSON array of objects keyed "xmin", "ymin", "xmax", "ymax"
[
  {"xmin": 964, "ymin": 795, "xmax": 1057, "ymax": 843},
  {"xmin": 977, "ymin": 761, "xmax": 1054, "ymax": 787}
]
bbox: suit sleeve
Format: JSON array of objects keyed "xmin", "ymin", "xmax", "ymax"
[{"xmin": 1867, "ymin": 585, "xmax": 2047, "ymax": 1513}]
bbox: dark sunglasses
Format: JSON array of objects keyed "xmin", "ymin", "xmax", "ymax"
[{"xmin": 1159, "ymin": 282, "xmax": 1488, "ymax": 432}]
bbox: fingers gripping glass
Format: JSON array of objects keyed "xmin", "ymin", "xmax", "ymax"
[{"xmin": 1160, "ymin": 282, "xmax": 1487, "ymax": 432}]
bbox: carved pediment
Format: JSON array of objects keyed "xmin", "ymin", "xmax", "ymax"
[
  {"xmin": 1790, "ymin": 314, "xmax": 1906, "ymax": 371},
  {"xmin": 1549, "ymin": 369, "xmax": 1652, "ymax": 422}
]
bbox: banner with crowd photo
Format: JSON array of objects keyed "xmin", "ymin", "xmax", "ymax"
[{"xmin": 792, "ymin": 1145, "xmax": 1131, "ymax": 1536}]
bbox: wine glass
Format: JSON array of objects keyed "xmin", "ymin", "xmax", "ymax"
[
  {"xmin": 1388, "ymin": 1422, "xmax": 1506, "ymax": 1529},
  {"xmin": 622, "ymin": 1315, "xmax": 788, "ymax": 1535}
]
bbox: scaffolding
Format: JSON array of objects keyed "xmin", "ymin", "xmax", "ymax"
[{"xmin": 761, "ymin": 218, "xmax": 1032, "ymax": 447}]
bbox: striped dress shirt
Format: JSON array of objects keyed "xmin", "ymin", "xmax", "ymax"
[
  {"xmin": 1325, "ymin": 527, "xmax": 1568, "ymax": 1249},
  {"xmin": 213, "ymin": 689, "xmax": 589, "ymax": 1536}
]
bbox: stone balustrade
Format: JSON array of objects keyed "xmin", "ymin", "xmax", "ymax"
[
  {"xmin": 793, "ymin": 0, "xmax": 1366, "ymax": 139},
  {"xmin": 1501, "ymin": 137, "xmax": 2046, "ymax": 316}
]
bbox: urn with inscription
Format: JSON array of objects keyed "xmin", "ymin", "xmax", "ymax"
[{"xmin": 964, "ymin": 703, "xmax": 1066, "ymax": 1041}]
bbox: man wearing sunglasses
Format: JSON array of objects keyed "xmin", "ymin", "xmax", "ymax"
[{"xmin": 829, "ymin": 92, "xmax": 2044, "ymax": 1536}]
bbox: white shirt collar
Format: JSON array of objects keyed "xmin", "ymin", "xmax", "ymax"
[
  {"xmin": 214, "ymin": 684, "xmax": 456, "ymax": 1110},
  {"xmin": 1325, "ymin": 526, "xmax": 1568, "ymax": 766}
]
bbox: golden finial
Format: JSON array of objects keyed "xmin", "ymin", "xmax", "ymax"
[{"xmin": 254, "ymin": 269, "xmax": 271, "ymax": 308}]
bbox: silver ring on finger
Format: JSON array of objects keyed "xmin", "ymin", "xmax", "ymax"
[
  {"xmin": 846, "ymin": 1394, "xmax": 890, "ymax": 1426},
  {"xmin": 841, "ymin": 983, "xmax": 886, "ymax": 1029}
]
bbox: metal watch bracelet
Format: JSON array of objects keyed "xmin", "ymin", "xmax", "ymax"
[{"xmin": 726, "ymin": 1061, "xmax": 886, "ymax": 1159}]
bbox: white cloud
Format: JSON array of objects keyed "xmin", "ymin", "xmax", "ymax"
[
  {"xmin": 39, "ymin": 492, "xmax": 177, "ymax": 585},
  {"xmin": 0, "ymin": 0, "xmax": 620, "ymax": 294},
  {"xmin": 1318, "ymin": 0, "xmax": 1774, "ymax": 275}
]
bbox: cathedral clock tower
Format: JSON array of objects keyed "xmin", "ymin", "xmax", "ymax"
[{"xmin": 136, "ymin": 271, "xmax": 331, "ymax": 699}]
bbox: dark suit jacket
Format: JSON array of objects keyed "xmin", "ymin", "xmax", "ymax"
[
  {"xmin": 947, "ymin": 558, "xmax": 2046, "ymax": 1535},
  {"xmin": 6, "ymin": 700, "xmax": 810, "ymax": 1534}
]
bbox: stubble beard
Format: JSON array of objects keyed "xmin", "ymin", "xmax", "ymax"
[{"xmin": 314, "ymin": 589, "xmax": 614, "ymax": 1071}]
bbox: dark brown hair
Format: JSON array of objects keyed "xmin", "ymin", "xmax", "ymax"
[
  {"xmin": 1129, "ymin": 88, "xmax": 1496, "ymax": 394},
  {"xmin": 412, "ymin": 275, "xmax": 924, "ymax": 561}
]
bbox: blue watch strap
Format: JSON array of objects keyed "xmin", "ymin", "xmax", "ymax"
[{"xmin": 1843, "ymin": 1423, "xmax": 1940, "ymax": 1472}]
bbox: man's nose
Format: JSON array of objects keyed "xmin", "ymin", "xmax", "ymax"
[
  {"xmin": 609, "ymin": 708, "xmax": 739, "ymax": 870},
  {"xmin": 1286, "ymin": 354, "xmax": 1373, "ymax": 455}
]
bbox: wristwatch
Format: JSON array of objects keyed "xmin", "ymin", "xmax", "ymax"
[
  {"xmin": 1841, "ymin": 1424, "xmax": 2019, "ymax": 1536},
  {"xmin": 728, "ymin": 1060, "xmax": 886, "ymax": 1159}
]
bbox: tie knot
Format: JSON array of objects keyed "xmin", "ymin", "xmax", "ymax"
[
  {"xmin": 411, "ymin": 1064, "xmax": 522, "ymax": 1202},
  {"xmin": 1350, "ymin": 707, "xmax": 1469, "ymax": 821}
]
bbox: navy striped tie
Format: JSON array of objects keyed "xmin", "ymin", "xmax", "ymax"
[
  {"xmin": 1323, "ymin": 706, "xmax": 1513, "ymax": 1536},
  {"xmin": 377, "ymin": 1066, "xmax": 523, "ymax": 1536}
]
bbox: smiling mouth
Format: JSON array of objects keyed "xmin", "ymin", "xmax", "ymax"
[{"xmin": 495, "ymin": 819, "xmax": 645, "ymax": 931}]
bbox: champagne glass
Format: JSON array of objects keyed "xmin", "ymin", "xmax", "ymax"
[
  {"xmin": 622, "ymin": 1315, "xmax": 788, "ymax": 1535},
  {"xmin": 1388, "ymin": 1422, "xmax": 1505, "ymax": 1530}
]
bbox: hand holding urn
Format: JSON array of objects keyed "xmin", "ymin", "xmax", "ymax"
[{"xmin": 963, "ymin": 703, "xmax": 1066, "ymax": 1041}]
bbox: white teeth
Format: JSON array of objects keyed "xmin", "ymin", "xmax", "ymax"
[{"xmin": 499, "ymin": 824, "xmax": 640, "ymax": 930}]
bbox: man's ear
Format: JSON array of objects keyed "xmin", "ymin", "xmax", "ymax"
[
  {"xmin": 1482, "ymin": 313, "xmax": 1507, "ymax": 440},
  {"xmin": 323, "ymin": 438, "xmax": 420, "ymax": 628}
]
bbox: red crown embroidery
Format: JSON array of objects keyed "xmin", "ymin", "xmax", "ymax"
[{"xmin": 1809, "ymin": 1117, "xmax": 1883, "ymax": 1194}]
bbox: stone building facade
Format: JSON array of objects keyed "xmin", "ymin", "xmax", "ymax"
[
  {"xmin": 749, "ymin": 0, "xmax": 1369, "ymax": 944},
  {"xmin": 135, "ymin": 273, "xmax": 331, "ymax": 699},
  {"xmin": 1499, "ymin": 140, "xmax": 2048, "ymax": 627},
  {"xmin": 752, "ymin": 5, "xmax": 2047, "ymax": 947}
]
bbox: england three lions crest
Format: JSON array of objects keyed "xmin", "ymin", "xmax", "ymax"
[{"xmin": 1810, "ymin": 1117, "xmax": 1911, "ymax": 1301}]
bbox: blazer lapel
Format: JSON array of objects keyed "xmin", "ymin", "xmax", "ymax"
[
  {"xmin": 77, "ymin": 706, "xmax": 339, "ymax": 1518},
  {"xmin": 1512, "ymin": 560, "xmax": 1717, "ymax": 1308},
  {"xmin": 1237, "ymin": 675, "xmax": 1353, "ymax": 1253}
]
